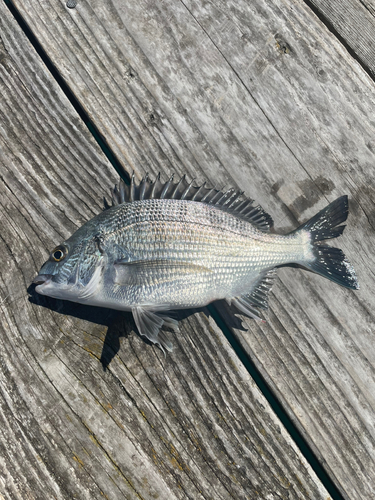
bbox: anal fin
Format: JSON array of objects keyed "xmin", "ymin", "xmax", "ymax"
[
  {"xmin": 230, "ymin": 296, "xmax": 263, "ymax": 320},
  {"xmin": 132, "ymin": 306, "xmax": 178, "ymax": 353},
  {"xmin": 230, "ymin": 269, "xmax": 277, "ymax": 320}
]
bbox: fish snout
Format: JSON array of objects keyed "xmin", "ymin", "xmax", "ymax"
[{"xmin": 32, "ymin": 274, "xmax": 53, "ymax": 285}]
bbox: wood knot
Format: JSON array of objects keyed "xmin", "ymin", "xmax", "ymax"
[
  {"xmin": 275, "ymin": 36, "xmax": 291, "ymax": 55},
  {"xmin": 148, "ymin": 111, "xmax": 160, "ymax": 126}
]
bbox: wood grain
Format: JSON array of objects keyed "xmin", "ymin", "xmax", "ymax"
[
  {"xmin": 9, "ymin": 0, "xmax": 375, "ymax": 498},
  {"xmin": 303, "ymin": 0, "xmax": 375, "ymax": 77},
  {"xmin": 0, "ymin": 1, "xmax": 334, "ymax": 498}
]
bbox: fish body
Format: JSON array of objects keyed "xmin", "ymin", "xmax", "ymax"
[{"xmin": 33, "ymin": 174, "xmax": 359, "ymax": 351}]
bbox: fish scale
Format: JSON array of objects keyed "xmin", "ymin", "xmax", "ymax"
[
  {"xmin": 33, "ymin": 174, "xmax": 359, "ymax": 353},
  {"xmin": 101, "ymin": 200, "xmax": 299, "ymax": 265}
]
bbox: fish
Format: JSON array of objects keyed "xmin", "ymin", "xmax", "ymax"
[{"xmin": 33, "ymin": 173, "xmax": 359, "ymax": 352}]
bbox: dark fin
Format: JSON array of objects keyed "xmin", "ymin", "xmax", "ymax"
[
  {"xmin": 229, "ymin": 269, "xmax": 277, "ymax": 319},
  {"xmin": 114, "ymin": 259, "xmax": 212, "ymax": 286},
  {"xmin": 243, "ymin": 269, "xmax": 277, "ymax": 309},
  {"xmin": 230, "ymin": 297, "xmax": 263, "ymax": 320},
  {"xmin": 103, "ymin": 196, "xmax": 111, "ymax": 210},
  {"xmin": 132, "ymin": 306, "xmax": 178, "ymax": 353},
  {"xmin": 293, "ymin": 195, "xmax": 349, "ymax": 242},
  {"xmin": 105, "ymin": 173, "xmax": 273, "ymax": 232},
  {"xmin": 306, "ymin": 246, "xmax": 359, "ymax": 290},
  {"xmin": 294, "ymin": 196, "xmax": 359, "ymax": 289}
]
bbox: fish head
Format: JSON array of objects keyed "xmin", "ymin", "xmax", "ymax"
[{"xmin": 33, "ymin": 223, "xmax": 104, "ymax": 302}]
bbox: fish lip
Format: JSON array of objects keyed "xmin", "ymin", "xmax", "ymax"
[{"xmin": 32, "ymin": 274, "xmax": 53, "ymax": 285}]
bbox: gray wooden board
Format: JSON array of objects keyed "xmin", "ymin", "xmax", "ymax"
[
  {"xmin": 304, "ymin": 0, "xmax": 375, "ymax": 78},
  {"xmin": 7, "ymin": 0, "xmax": 375, "ymax": 498},
  {"xmin": 0, "ymin": 1, "xmax": 333, "ymax": 499}
]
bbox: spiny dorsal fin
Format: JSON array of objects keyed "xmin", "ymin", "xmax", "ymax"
[{"xmin": 104, "ymin": 173, "xmax": 273, "ymax": 232}]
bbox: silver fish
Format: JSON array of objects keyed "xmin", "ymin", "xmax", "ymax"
[{"xmin": 33, "ymin": 174, "xmax": 359, "ymax": 352}]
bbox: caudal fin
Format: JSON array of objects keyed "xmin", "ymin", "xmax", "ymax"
[
  {"xmin": 296, "ymin": 196, "xmax": 359, "ymax": 290},
  {"xmin": 295, "ymin": 195, "xmax": 348, "ymax": 242}
]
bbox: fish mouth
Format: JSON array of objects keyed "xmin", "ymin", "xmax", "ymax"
[
  {"xmin": 32, "ymin": 273, "xmax": 78, "ymax": 300},
  {"xmin": 33, "ymin": 274, "xmax": 62, "ymax": 298},
  {"xmin": 33, "ymin": 274, "xmax": 53, "ymax": 285}
]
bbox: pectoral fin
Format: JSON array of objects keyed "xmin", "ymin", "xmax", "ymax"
[
  {"xmin": 114, "ymin": 259, "xmax": 211, "ymax": 286},
  {"xmin": 132, "ymin": 306, "xmax": 179, "ymax": 353}
]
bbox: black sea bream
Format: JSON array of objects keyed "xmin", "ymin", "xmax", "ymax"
[{"xmin": 33, "ymin": 174, "xmax": 359, "ymax": 352}]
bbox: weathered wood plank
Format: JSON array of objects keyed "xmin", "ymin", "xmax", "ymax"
[
  {"xmin": 304, "ymin": 0, "xmax": 375, "ymax": 77},
  {"xmin": 9, "ymin": 0, "xmax": 375, "ymax": 498},
  {"xmin": 0, "ymin": 2, "xmax": 332, "ymax": 499}
]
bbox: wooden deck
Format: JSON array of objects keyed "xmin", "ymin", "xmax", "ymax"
[{"xmin": 0, "ymin": 0, "xmax": 374, "ymax": 498}]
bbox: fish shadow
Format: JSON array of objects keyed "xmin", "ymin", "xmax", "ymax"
[
  {"xmin": 28, "ymin": 283, "xmax": 122, "ymax": 368},
  {"xmin": 28, "ymin": 284, "xmax": 200, "ymax": 370}
]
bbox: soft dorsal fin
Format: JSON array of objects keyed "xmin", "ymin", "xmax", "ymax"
[
  {"xmin": 230, "ymin": 268, "xmax": 277, "ymax": 319},
  {"xmin": 104, "ymin": 173, "xmax": 273, "ymax": 232}
]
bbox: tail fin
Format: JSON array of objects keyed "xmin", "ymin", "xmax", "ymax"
[{"xmin": 296, "ymin": 196, "xmax": 359, "ymax": 290}]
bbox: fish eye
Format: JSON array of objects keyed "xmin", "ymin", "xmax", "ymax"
[{"xmin": 51, "ymin": 245, "xmax": 68, "ymax": 262}]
